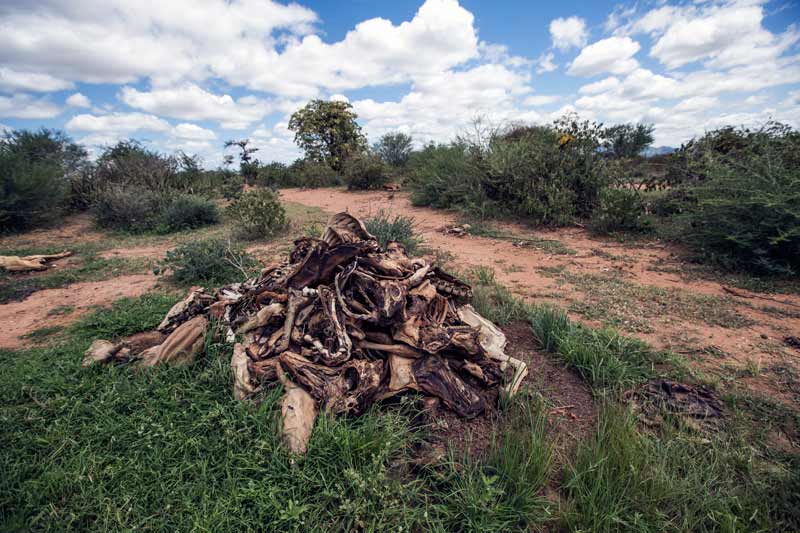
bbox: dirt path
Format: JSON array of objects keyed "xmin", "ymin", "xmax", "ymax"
[
  {"xmin": 0, "ymin": 274, "xmax": 160, "ymax": 349},
  {"xmin": 281, "ymin": 188, "xmax": 800, "ymax": 404}
]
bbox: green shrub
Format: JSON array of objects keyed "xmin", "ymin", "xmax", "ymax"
[
  {"xmin": 407, "ymin": 143, "xmax": 485, "ymax": 210},
  {"xmin": 91, "ymin": 185, "xmax": 164, "ymax": 232},
  {"xmin": 295, "ymin": 160, "xmax": 342, "ymax": 188},
  {"xmin": 343, "ymin": 154, "xmax": 390, "ymax": 190},
  {"xmin": 164, "ymin": 238, "xmax": 258, "ymax": 286},
  {"xmin": 160, "ymin": 195, "xmax": 219, "ymax": 232},
  {"xmin": 226, "ymin": 188, "xmax": 287, "ymax": 239},
  {"xmin": 67, "ymin": 166, "xmax": 101, "ymax": 211},
  {"xmin": 364, "ymin": 210, "xmax": 420, "ymax": 254},
  {"xmin": 0, "ymin": 153, "xmax": 66, "ymax": 232},
  {"xmin": 589, "ymin": 188, "xmax": 650, "ymax": 234},
  {"xmin": 681, "ymin": 122, "xmax": 800, "ymax": 274},
  {"xmin": 256, "ymin": 162, "xmax": 292, "ymax": 188}
]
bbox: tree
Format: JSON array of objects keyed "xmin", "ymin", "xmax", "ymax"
[
  {"xmin": 288, "ymin": 100, "xmax": 366, "ymax": 171},
  {"xmin": 373, "ymin": 132, "xmax": 413, "ymax": 167},
  {"xmin": 224, "ymin": 139, "xmax": 259, "ymax": 186},
  {"xmin": 2, "ymin": 128, "xmax": 87, "ymax": 175},
  {"xmin": 602, "ymin": 123, "xmax": 655, "ymax": 158}
]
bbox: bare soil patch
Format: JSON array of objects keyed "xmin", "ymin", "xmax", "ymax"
[{"xmin": 0, "ymin": 273, "xmax": 160, "ymax": 349}]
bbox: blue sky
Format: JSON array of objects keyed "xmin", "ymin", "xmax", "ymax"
[{"xmin": 1, "ymin": 0, "xmax": 798, "ymax": 166}]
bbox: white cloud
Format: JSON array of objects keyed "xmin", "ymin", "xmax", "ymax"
[
  {"xmin": 550, "ymin": 17, "xmax": 588, "ymax": 51},
  {"xmin": 66, "ymin": 92, "xmax": 91, "ymax": 108},
  {"xmin": 674, "ymin": 96, "xmax": 718, "ymax": 112},
  {"xmin": 119, "ymin": 84, "xmax": 272, "ymax": 129},
  {"xmin": 536, "ymin": 52, "xmax": 557, "ymax": 74},
  {"xmin": 66, "ymin": 112, "xmax": 170, "ymax": 133},
  {"xmin": 0, "ymin": 67, "xmax": 73, "ymax": 93},
  {"xmin": 0, "ymin": 93, "xmax": 60, "ymax": 119},
  {"xmin": 579, "ymin": 77, "xmax": 621, "ymax": 95},
  {"xmin": 171, "ymin": 123, "xmax": 216, "ymax": 140},
  {"xmin": 568, "ymin": 37, "xmax": 640, "ymax": 77},
  {"xmin": 524, "ymin": 95, "xmax": 560, "ymax": 106}
]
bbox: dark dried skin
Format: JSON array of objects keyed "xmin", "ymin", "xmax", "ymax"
[{"xmin": 413, "ymin": 354, "xmax": 485, "ymax": 419}]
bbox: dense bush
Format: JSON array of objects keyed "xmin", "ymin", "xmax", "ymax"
[
  {"xmin": 91, "ymin": 185, "xmax": 164, "ymax": 232},
  {"xmin": 373, "ymin": 132, "xmax": 413, "ymax": 167},
  {"xmin": 226, "ymin": 188, "xmax": 287, "ymax": 239},
  {"xmin": 95, "ymin": 140, "xmax": 182, "ymax": 192},
  {"xmin": 343, "ymin": 154, "xmax": 390, "ymax": 190},
  {"xmin": 293, "ymin": 160, "xmax": 342, "ymax": 188},
  {"xmin": 589, "ymin": 188, "xmax": 650, "ymax": 234},
  {"xmin": 0, "ymin": 129, "xmax": 86, "ymax": 232},
  {"xmin": 364, "ymin": 210, "xmax": 420, "ymax": 254},
  {"xmin": 256, "ymin": 162, "xmax": 291, "ymax": 188},
  {"xmin": 164, "ymin": 238, "xmax": 257, "ymax": 286},
  {"xmin": 680, "ymin": 122, "xmax": 800, "ymax": 274},
  {"xmin": 161, "ymin": 195, "xmax": 219, "ymax": 232},
  {"xmin": 408, "ymin": 115, "xmax": 611, "ymax": 225},
  {"xmin": 407, "ymin": 143, "xmax": 484, "ymax": 210}
]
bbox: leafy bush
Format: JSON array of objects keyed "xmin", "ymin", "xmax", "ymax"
[
  {"xmin": 256, "ymin": 162, "xmax": 291, "ymax": 188},
  {"xmin": 373, "ymin": 132, "xmax": 413, "ymax": 167},
  {"xmin": 226, "ymin": 188, "xmax": 287, "ymax": 239},
  {"xmin": 681, "ymin": 122, "xmax": 800, "ymax": 274},
  {"xmin": 364, "ymin": 210, "xmax": 420, "ymax": 254},
  {"xmin": 343, "ymin": 154, "xmax": 390, "ymax": 190},
  {"xmin": 407, "ymin": 115, "xmax": 611, "ymax": 225},
  {"xmin": 0, "ymin": 128, "xmax": 87, "ymax": 232},
  {"xmin": 67, "ymin": 165, "xmax": 101, "ymax": 211},
  {"xmin": 293, "ymin": 160, "xmax": 342, "ymax": 188},
  {"xmin": 161, "ymin": 195, "xmax": 219, "ymax": 232},
  {"xmin": 164, "ymin": 238, "xmax": 257, "ymax": 286},
  {"xmin": 95, "ymin": 140, "xmax": 182, "ymax": 192},
  {"xmin": 589, "ymin": 188, "xmax": 650, "ymax": 234},
  {"xmin": 407, "ymin": 143, "xmax": 485, "ymax": 210},
  {"xmin": 0, "ymin": 153, "xmax": 66, "ymax": 232},
  {"xmin": 91, "ymin": 185, "xmax": 164, "ymax": 232}
]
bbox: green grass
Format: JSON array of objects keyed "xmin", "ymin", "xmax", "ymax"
[
  {"xmin": 563, "ymin": 404, "xmax": 798, "ymax": 532},
  {"xmin": 2, "ymin": 263, "xmax": 798, "ymax": 531}
]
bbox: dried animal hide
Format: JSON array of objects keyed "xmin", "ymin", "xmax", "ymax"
[
  {"xmin": 0, "ymin": 251, "xmax": 72, "ymax": 272},
  {"xmin": 413, "ymin": 354, "xmax": 485, "ymax": 418},
  {"xmin": 140, "ymin": 316, "xmax": 208, "ymax": 367},
  {"xmin": 231, "ymin": 343, "xmax": 260, "ymax": 401}
]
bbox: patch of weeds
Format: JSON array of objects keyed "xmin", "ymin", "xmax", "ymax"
[
  {"xmin": 21, "ymin": 325, "xmax": 63, "ymax": 342},
  {"xmin": 757, "ymin": 305, "xmax": 800, "ymax": 320},
  {"xmin": 649, "ymin": 262, "xmax": 800, "ymax": 296},
  {"xmin": 364, "ymin": 210, "xmax": 421, "ymax": 255},
  {"xmin": 468, "ymin": 267, "xmax": 529, "ymax": 325},
  {"xmin": 502, "ymin": 264, "xmax": 524, "ymax": 274},
  {"xmin": 424, "ymin": 399, "xmax": 554, "ymax": 530},
  {"xmin": 68, "ymin": 292, "xmax": 179, "ymax": 343},
  {"xmin": 590, "ymin": 247, "xmax": 634, "ymax": 262},
  {"xmin": 163, "ymin": 238, "xmax": 259, "ymax": 287},
  {"xmin": 301, "ymin": 221, "xmax": 324, "ymax": 238},
  {"xmin": 528, "ymin": 306, "xmax": 660, "ymax": 393},
  {"xmin": 562, "ymin": 403, "xmax": 785, "ymax": 532},
  {"xmin": 543, "ymin": 269, "xmax": 753, "ymax": 333},
  {"xmin": 46, "ymin": 305, "xmax": 74, "ymax": 316}
]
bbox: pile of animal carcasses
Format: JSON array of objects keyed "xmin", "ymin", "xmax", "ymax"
[{"xmin": 84, "ymin": 213, "xmax": 528, "ymax": 454}]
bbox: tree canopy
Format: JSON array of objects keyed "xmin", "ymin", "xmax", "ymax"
[{"xmin": 288, "ymin": 100, "xmax": 366, "ymax": 171}]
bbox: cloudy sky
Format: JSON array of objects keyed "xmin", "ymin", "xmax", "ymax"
[{"xmin": 1, "ymin": 0, "xmax": 798, "ymax": 166}]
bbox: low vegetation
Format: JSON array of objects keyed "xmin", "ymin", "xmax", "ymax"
[
  {"xmin": 364, "ymin": 210, "xmax": 420, "ymax": 254},
  {"xmin": 163, "ymin": 238, "xmax": 257, "ymax": 286},
  {"xmin": 225, "ymin": 188, "xmax": 286, "ymax": 240}
]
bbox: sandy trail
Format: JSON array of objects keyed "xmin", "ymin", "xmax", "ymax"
[
  {"xmin": 0, "ymin": 274, "xmax": 159, "ymax": 349},
  {"xmin": 281, "ymin": 188, "xmax": 800, "ymax": 403}
]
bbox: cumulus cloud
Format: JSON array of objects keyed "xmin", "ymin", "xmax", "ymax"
[
  {"xmin": 171, "ymin": 123, "xmax": 216, "ymax": 141},
  {"xmin": 0, "ymin": 67, "xmax": 73, "ymax": 93},
  {"xmin": 536, "ymin": 52, "xmax": 557, "ymax": 74},
  {"xmin": 66, "ymin": 112, "xmax": 170, "ymax": 133},
  {"xmin": 119, "ymin": 84, "xmax": 272, "ymax": 129},
  {"xmin": 568, "ymin": 37, "xmax": 640, "ymax": 77},
  {"xmin": 66, "ymin": 92, "xmax": 91, "ymax": 108},
  {"xmin": 0, "ymin": 93, "xmax": 61, "ymax": 119},
  {"xmin": 524, "ymin": 95, "xmax": 560, "ymax": 106},
  {"xmin": 550, "ymin": 17, "xmax": 588, "ymax": 51}
]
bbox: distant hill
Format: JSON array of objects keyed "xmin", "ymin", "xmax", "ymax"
[{"xmin": 643, "ymin": 146, "xmax": 676, "ymax": 157}]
